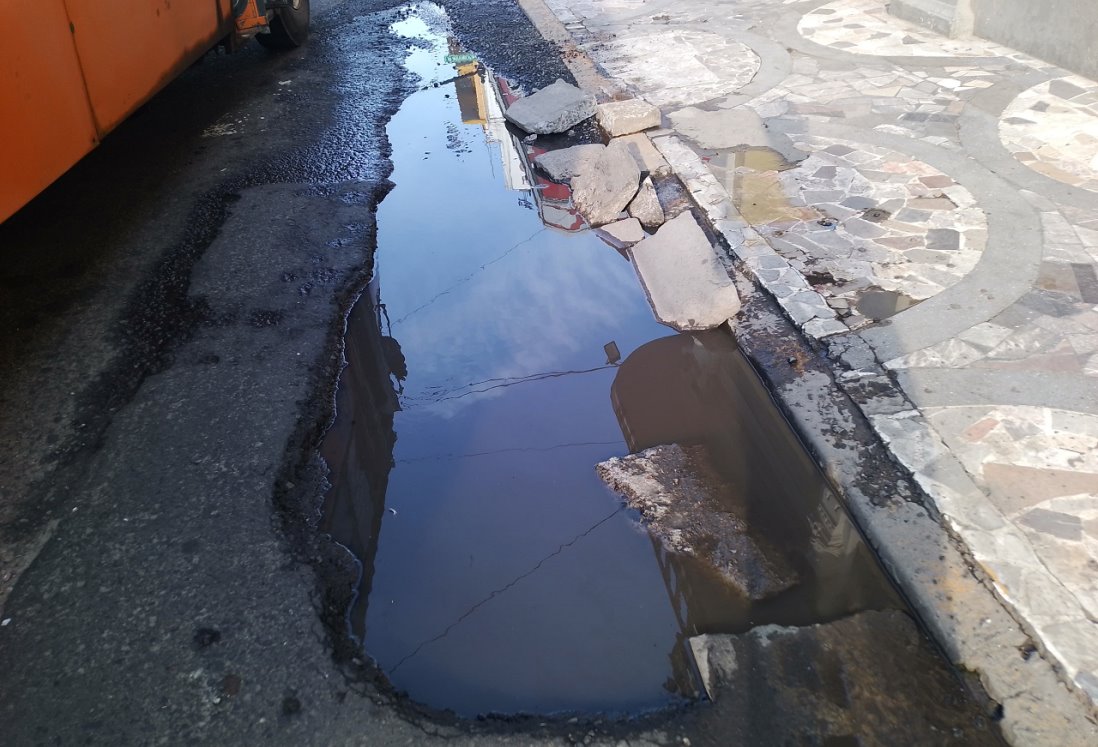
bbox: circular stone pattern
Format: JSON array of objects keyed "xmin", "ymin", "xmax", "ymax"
[
  {"xmin": 729, "ymin": 136, "xmax": 987, "ymax": 328},
  {"xmin": 591, "ymin": 30, "xmax": 760, "ymax": 108},
  {"xmin": 1000, "ymin": 76, "xmax": 1098, "ymax": 193},
  {"xmin": 924, "ymin": 405, "xmax": 1098, "ymax": 624},
  {"xmin": 798, "ymin": 0, "xmax": 1005, "ymax": 58}
]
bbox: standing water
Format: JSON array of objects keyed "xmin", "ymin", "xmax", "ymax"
[{"xmin": 320, "ymin": 4, "xmax": 900, "ymax": 717}]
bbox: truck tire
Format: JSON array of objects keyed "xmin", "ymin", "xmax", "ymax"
[{"xmin": 257, "ymin": 0, "xmax": 310, "ymax": 49}]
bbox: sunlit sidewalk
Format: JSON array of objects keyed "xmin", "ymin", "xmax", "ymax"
[{"xmin": 531, "ymin": 0, "xmax": 1098, "ymax": 738}]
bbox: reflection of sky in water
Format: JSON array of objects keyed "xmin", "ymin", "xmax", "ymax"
[
  {"xmin": 361, "ymin": 9, "xmax": 688, "ymax": 716},
  {"xmin": 378, "ymin": 58, "xmax": 661, "ymax": 420},
  {"xmin": 346, "ymin": 7, "xmax": 900, "ymax": 717}
]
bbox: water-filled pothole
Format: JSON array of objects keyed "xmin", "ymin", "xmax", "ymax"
[{"xmin": 319, "ymin": 4, "xmax": 900, "ymax": 718}]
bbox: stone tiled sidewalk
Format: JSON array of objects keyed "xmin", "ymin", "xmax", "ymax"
[{"xmin": 532, "ymin": 0, "xmax": 1098, "ymax": 732}]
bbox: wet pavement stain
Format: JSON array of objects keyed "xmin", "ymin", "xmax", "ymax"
[
  {"xmin": 320, "ymin": 4, "xmax": 900, "ymax": 719},
  {"xmin": 856, "ymin": 288, "xmax": 920, "ymax": 320}
]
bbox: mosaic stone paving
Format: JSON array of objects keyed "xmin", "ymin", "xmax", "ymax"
[
  {"xmin": 1001, "ymin": 76, "xmax": 1098, "ymax": 193},
  {"xmin": 537, "ymin": 0, "xmax": 1098, "ymax": 719},
  {"xmin": 578, "ymin": 30, "xmax": 760, "ymax": 108},
  {"xmin": 712, "ymin": 135, "xmax": 987, "ymax": 327},
  {"xmin": 797, "ymin": 0, "xmax": 1026, "ymax": 59}
]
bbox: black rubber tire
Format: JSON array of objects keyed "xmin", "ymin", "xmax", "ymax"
[{"xmin": 256, "ymin": 0, "xmax": 310, "ymax": 49}]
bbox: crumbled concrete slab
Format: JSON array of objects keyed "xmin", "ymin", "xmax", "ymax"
[
  {"xmin": 689, "ymin": 611, "xmax": 1001, "ymax": 744},
  {"xmin": 614, "ymin": 133, "xmax": 672, "ymax": 178},
  {"xmin": 628, "ymin": 176, "xmax": 666, "ymax": 230},
  {"xmin": 596, "ymin": 99, "xmax": 662, "ymax": 136},
  {"xmin": 597, "ymin": 444, "xmax": 798, "ymax": 600},
  {"xmin": 596, "ymin": 217, "xmax": 645, "ymax": 249},
  {"xmin": 532, "ymin": 143, "xmax": 605, "ymax": 182},
  {"xmin": 571, "ymin": 140, "xmax": 641, "ymax": 227},
  {"xmin": 628, "ymin": 211, "xmax": 741, "ymax": 329},
  {"xmin": 504, "ymin": 79, "xmax": 597, "ymax": 135}
]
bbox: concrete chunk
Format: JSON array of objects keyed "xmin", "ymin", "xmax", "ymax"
[
  {"xmin": 533, "ymin": 144, "xmax": 605, "ymax": 182},
  {"xmin": 596, "ymin": 99, "xmax": 662, "ymax": 136},
  {"xmin": 597, "ymin": 444, "xmax": 797, "ymax": 600},
  {"xmin": 688, "ymin": 612, "xmax": 1002, "ymax": 743},
  {"xmin": 628, "ymin": 177, "xmax": 666, "ymax": 230},
  {"xmin": 614, "ymin": 133, "xmax": 672, "ymax": 177},
  {"xmin": 596, "ymin": 218, "xmax": 645, "ymax": 249},
  {"xmin": 504, "ymin": 79, "xmax": 596, "ymax": 135},
  {"xmin": 629, "ymin": 211, "xmax": 741, "ymax": 329},
  {"xmin": 571, "ymin": 140, "xmax": 641, "ymax": 227}
]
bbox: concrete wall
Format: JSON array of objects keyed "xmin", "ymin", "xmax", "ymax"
[
  {"xmin": 889, "ymin": 0, "xmax": 1098, "ymax": 81},
  {"xmin": 970, "ymin": 0, "xmax": 1098, "ymax": 80}
]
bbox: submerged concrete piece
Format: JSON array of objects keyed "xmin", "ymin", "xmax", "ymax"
[
  {"xmin": 571, "ymin": 140, "xmax": 641, "ymax": 227},
  {"xmin": 597, "ymin": 444, "xmax": 797, "ymax": 600},
  {"xmin": 532, "ymin": 143, "xmax": 604, "ymax": 183},
  {"xmin": 595, "ymin": 217, "xmax": 645, "ymax": 249},
  {"xmin": 689, "ymin": 611, "xmax": 1001, "ymax": 744},
  {"xmin": 628, "ymin": 176, "xmax": 665, "ymax": 230},
  {"xmin": 503, "ymin": 79, "xmax": 596, "ymax": 135},
  {"xmin": 596, "ymin": 99, "xmax": 662, "ymax": 136},
  {"xmin": 629, "ymin": 211, "xmax": 741, "ymax": 329}
]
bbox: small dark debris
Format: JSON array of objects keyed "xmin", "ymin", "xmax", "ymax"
[
  {"xmin": 1020, "ymin": 642, "xmax": 1038, "ymax": 660},
  {"xmin": 817, "ymin": 218, "xmax": 836, "ymax": 228},
  {"xmin": 804, "ymin": 271, "xmax": 836, "ymax": 286},
  {"xmin": 193, "ymin": 628, "xmax": 221, "ymax": 648},
  {"xmin": 221, "ymin": 673, "xmax": 242, "ymax": 697},
  {"xmin": 282, "ymin": 695, "xmax": 302, "ymax": 716},
  {"xmin": 863, "ymin": 208, "xmax": 891, "ymax": 223}
]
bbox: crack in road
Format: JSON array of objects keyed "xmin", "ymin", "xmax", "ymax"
[
  {"xmin": 395, "ymin": 439, "xmax": 622, "ymax": 463},
  {"xmin": 386, "ymin": 505, "xmax": 625, "ymax": 675}
]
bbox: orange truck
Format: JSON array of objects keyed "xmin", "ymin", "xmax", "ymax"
[{"xmin": 0, "ymin": 0, "xmax": 310, "ymax": 224}]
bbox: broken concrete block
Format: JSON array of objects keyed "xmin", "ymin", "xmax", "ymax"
[
  {"xmin": 614, "ymin": 133, "xmax": 672, "ymax": 177},
  {"xmin": 571, "ymin": 140, "xmax": 641, "ymax": 227},
  {"xmin": 596, "ymin": 99, "xmax": 662, "ymax": 136},
  {"xmin": 533, "ymin": 144, "xmax": 605, "ymax": 183},
  {"xmin": 688, "ymin": 612, "xmax": 1002, "ymax": 744},
  {"xmin": 628, "ymin": 177, "xmax": 665, "ymax": 231},
  {"xmin": 597, "ymin": 444, "xmax": 797, "ymax": 600},
  {"xmin": 595, "ymin": 218, "xmax": 645, "ymax": 250},
  {"xmin": 504, "ymin": 79, "xmax": 596, "ymax": 135},
  {"xmin": 628, "ymin": 211, "xmax": 741, "ymax": 329}
]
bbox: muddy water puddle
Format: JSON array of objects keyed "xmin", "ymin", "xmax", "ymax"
[{"xmin": 320, "ymin": 5, "xmax": 900, "ymax": 718}]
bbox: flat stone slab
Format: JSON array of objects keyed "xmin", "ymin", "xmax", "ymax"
[
  {"xmin": 669, "ymin": 106, "xmax": 805, "ymax": 163},
  {"xmin": 628, "ymin": 176, "xmax": 666, "ymax": 230},
  {"xmin": 595, "ymin": 217, "xmax": 645, "ymax": 249},
  {"xmin": 504, "ymin": 79, "xmax": 596, "ymax": 135},
  {"xmin": 689, "ymin": 611, "xmax": 1001, "ymax": 744},
  {"xmin": 532, "ymin": 143, "xmax": 604, "ymax": 183},
  {"xmin": 596, "ymin": 99, "xmax": 662, "ymax": 136},
  {"xmin": 628, "ymin": 211, "xmax": 741, "ymax": 329},
  {"xmin": 571, "ymin": 140, "xmax": 641, "ymax": 227},
  {"xmin": 597, "ymin": 443, "xmax": 798, "ymax": 600},
  {"xmin": 615, "ymin": 133, "xmax": 672, "ymax": 177}
]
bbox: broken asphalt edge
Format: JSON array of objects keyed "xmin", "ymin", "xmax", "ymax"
[{"xmin": 512, "ymin": 1, "xmax": 1098, "ymax": 743}]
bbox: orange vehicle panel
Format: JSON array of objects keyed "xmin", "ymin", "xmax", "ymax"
[
  {"xmin": 64, "ymin": 0, "xmax": 235, "ymax": 134},
  {"xmin": 0, "ymin": 0, "xmax": 99, "ymax": 224}
]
